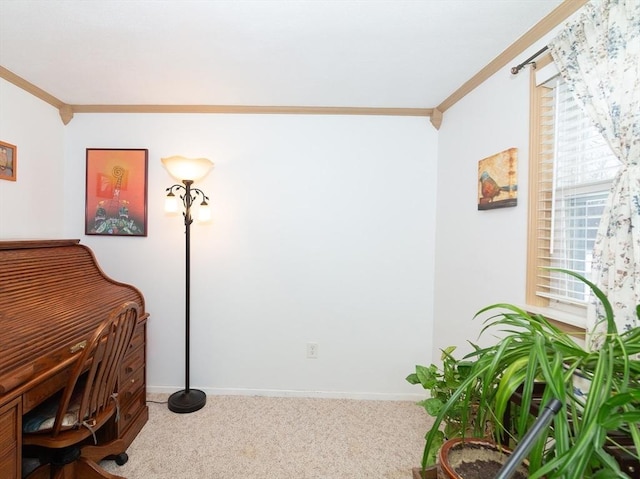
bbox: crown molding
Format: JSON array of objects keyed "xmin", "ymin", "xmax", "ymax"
[
  {"xmin": 0, "ymin": 66, "xmax": 437, "ymax": 126},
  {"xmin": 69, "ymin": 103, "xmax": 438, "ymax": 128},
  {"xmin": 70, "ymin": 104, "xmax": 432, "ymax": 117},
  {"xmin": 0, "ymin": 65, "xmax": 64, "ymax": 109},
  {"xmin": 1, "ymin": 0, "xmax": 587, "ymax": 129},
  {"xmin": 437, "ymin": 0, "xmax": 588, "ymax": 114}
]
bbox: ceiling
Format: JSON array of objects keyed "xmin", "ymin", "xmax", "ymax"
[{"xmin": 0, "ymin": 0, "xmax": 565, "ymax": 110}]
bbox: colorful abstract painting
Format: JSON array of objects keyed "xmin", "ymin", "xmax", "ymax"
[{"xmin": 85, "ymin": 149, "xmax": 148, "ymax": 236}]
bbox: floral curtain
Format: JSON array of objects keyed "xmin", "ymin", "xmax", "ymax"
[{"xmin": 549, "ymin": 0, "xmax": 640, "ymax": 348}]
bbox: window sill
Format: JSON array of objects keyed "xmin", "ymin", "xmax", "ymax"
[{"xmin": 520, "ymin": 304, "xmax": 586, "ymax": 331}]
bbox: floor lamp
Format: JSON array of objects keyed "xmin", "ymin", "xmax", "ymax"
[{"xmin": 162, "ymin": 155, "xmax": 214, "ymax": 414}]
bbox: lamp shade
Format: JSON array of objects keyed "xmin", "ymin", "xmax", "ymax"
[
  {"xmin": 161, "ymin": 156, "xmax": 214, "ymax": 181},
  {"xmin": 198, "ymin": 203, "xmax": 212, "ymax": 222},
  {"xmin": 164, "ymin": 193, "xmax": 179, "ymax": 213}
]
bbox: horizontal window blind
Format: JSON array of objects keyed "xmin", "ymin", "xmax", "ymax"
[{"xmin": 534, "ymin": 76, "xmax": 620, "ymax": 308}]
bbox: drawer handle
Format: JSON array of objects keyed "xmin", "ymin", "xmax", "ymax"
[{"xmin": 70, "ymin": 340, "xmax": 87, "ymax": 354}]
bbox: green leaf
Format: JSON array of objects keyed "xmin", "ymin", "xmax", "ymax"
[
  {"xmin": 423, "ymin": 397, "xmax": 444, "ymax": 417},
  {"xmin": 406, "ymin": 372, "xmax": 419, "ymax": 385},
  {"xmin": 423, "ymin": 430, "xmax": 444, "ymax": 466},
  {"xmin": 548, "ymin": 268, "xmax": 617, "ymax": 337}
]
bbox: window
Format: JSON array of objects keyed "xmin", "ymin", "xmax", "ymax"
[{"xmin": 527, "ymin": 56, "xmax": 620, "ymax": 321}]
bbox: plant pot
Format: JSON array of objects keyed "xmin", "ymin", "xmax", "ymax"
[
  {"xmin": 437, "ymin": 438, "xmax": 527, "ymax": 479},
  {"xmin": 412, "ymin": 465, "xmax": 437, "ymax": 479}
]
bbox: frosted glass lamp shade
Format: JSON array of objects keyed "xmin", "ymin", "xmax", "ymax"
[
  {"xmin": 198, "ymin": 202, "xmax": 212, "ymax": 222},
  {"xmin": 164, "ymin": 193, "xmax": 179, "ymax": 213},
  {"xmin": 162, "ymin": 156, "xmax": 214, "ymax": 181}
]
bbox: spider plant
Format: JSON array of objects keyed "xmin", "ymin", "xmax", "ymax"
[{"xmin": 416, "ymin": 269, "xmax": 640, "ymax": 478}]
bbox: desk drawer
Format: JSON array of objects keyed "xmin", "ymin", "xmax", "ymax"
[
  {"xmin": 128, "ymin": 323, "xmax": 145, "ymax": 354},
  {"xmin": 121, "ymin": 345, "xmax": 145, "ymax": 382},
  {"xmin": 0, "ymin": 398, "xmax": 21, "ymax": 479},
  {"xmin": 119, "ymin": 389, "xmax": 146, "ymax": 435},
  {"xmin": 22, "ymin": 369, "xmax": 71, "ymax": 414},
  {"xmin": 119, "ymin": 366, "xmax": 144, "ymax": 407},
  {"xmin": 0, "ymin": 448, "xmax": 18, "ymax": 479},
  {"xmin": 0, "ymin": 399, "xmax": 19, "ymax": 450},
  {"xmin": 118, "ymin": 320, "xmax": 146, "ymax": 437}
]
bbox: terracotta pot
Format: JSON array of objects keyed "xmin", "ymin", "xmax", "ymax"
[
  {"xmin": 412, "ymin": 465, "xmax": 437, "ymax": 479},
  {"xmin": 437, "ymin": 437, "xmax": 528, "ymax": 479}
]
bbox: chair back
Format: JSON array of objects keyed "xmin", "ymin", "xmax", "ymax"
[{"xmin": 49, "ymin": 301, "xmax": 139, "ymax": 437}]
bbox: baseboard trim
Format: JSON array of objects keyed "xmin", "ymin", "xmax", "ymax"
[{"xmin": 146, "ymin": 386, "xmax": 424, "ymax": 402}]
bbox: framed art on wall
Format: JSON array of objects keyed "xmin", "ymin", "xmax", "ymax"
[
  {"xmin": 85, "ymin": 148, "xmax": 148, "ymax": 236},
  {"xmin": 0, "ymin": 141, "xmax": 17, "ymax": 181},
  {"xmin": 477, "ymin": 147, "xmax": 518, "ymax": 210}
]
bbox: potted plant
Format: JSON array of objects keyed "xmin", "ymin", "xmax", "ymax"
[
  {"xmin": 406, "ymin": 346, "xmax": 493, "ymax": 467},
  {"xmin": 411, "ymin": 269, "xmax": 640, "ymax": 479},
  {"xmin": 437, "ymin": 437, "xmax": 527, "ymax": 479}
]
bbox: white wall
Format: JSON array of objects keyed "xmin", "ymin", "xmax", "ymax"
[
  {"xmin": 0, "ymin": 29, "xmax": 566, "ymax": 401},
  {"xmin": 62, "ymin": 113, "xmax": 438, "ymax": 399},
  {"xmin": 0, "ymin": 79, "xmax": 65, "ymax": 237},
  {"xmin": 432, "ymin": 38, "xmax": 556, "ymax": 362}
]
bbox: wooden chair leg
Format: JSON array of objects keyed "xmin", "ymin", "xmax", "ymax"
[
  {"xmin": 23, "ymin": 463, "xmax": 51, "ymax": 479},
  {"xmin": 75, "ymin": 457, "xmax": 126, "ymax": 479},
  {"xmin": 25, "ymin": 458, "xmax": 125, "ymax": 479},
  {"xmin": 35, "ymin": 462, "xmax": 74, "ymax": 479},
  {"xmin": 81, "ymin": 437, "xmax": 127, "ymax": 463},
  {"xmin": 50, "ymin": 463, "xmax": 76, "ymax": 479}
]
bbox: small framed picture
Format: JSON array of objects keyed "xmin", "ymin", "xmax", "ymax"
[
  {"xmin": 85, "ymin": 148, "xmax": 148, "ymax": 236},
  {"xmin": 0, "ymin": 141, "xmax": 17, "ymax": 181},
  {"xmin": 478, "ymin": 148, "xmax": 518, "ymax": 210}
]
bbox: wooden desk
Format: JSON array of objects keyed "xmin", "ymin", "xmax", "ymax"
[{"xmin": 0, "ymin": 239, "xmax": 149, "ymax": 478}]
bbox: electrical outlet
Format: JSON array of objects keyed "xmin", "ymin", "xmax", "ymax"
[{"xmin": 307, "ymin": 342, "xmax": 318, "ymax": 359}]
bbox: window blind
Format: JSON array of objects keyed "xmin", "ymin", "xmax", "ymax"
[{"xmin": 534, "ymin": 76, "xmax": 620, "ymax": 309}]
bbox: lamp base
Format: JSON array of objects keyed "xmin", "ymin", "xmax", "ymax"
[{"xmin": 168, "ymin": 389, "xmax": 207, "ymax": 414}]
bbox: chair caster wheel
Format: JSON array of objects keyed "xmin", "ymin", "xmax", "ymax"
[{"xmin": 115, "ymin": 452, "xmax": 128, "ymax": 466}]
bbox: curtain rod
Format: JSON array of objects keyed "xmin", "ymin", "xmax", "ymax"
[{"xmin": 511, "ymin": 45, "xmax": 549, "ymax": 75}]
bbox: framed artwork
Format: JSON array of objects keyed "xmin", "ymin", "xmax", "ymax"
[
  {"xmin": 0, "ymin": 141, "xmax": 17, "ymax": 181},
  {"xmin": 85, "ymin": 148, "xmax": 148, "ymax": 236},
  {"xmin": 478, "ymin": 148, "xmax": 518, "ymax": 210}
]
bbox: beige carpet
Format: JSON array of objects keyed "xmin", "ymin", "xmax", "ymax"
[{"xmin": 100, "ymin": 394, "xmax": 432, "ymax": 479}]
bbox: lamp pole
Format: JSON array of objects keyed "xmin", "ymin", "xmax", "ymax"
[{"xmin": 167, "ymin": 179, "xmax": 208, "ymax": 413}]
